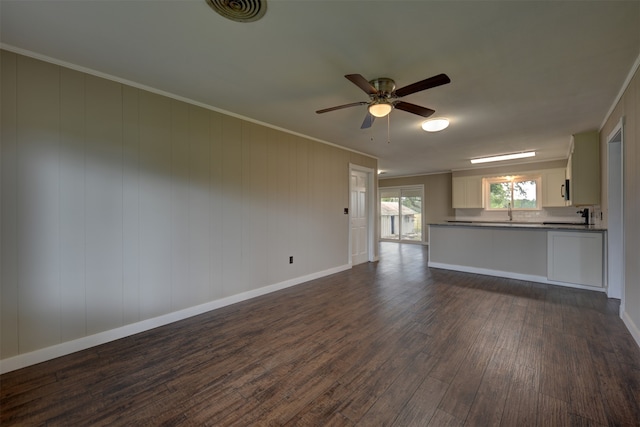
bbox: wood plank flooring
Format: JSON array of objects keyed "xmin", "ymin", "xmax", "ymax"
[{"xmin": 2, "ymin": 242, "xmax": 640, "ymax": 426}]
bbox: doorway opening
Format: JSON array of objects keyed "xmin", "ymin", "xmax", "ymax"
[{"xmin": 607, "ymin": 118, "xmax": 624, "ymax": 305}]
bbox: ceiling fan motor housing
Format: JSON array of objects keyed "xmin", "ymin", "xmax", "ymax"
[{"xmin": 370, "ymin": 78, "xmax": 396, "ymax": 98}]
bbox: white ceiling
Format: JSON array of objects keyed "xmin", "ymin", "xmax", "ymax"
[{"xmin": 2, "ymin": 0, "xmax": 639, "ymax": 177}]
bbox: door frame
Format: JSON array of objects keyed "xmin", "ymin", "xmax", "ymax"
[
  {"xmin": 606, "ymin": 117, "xmax": 624, "ymax": 305},
  {"xmin": 378, "ymin": 184, "xmax": 426, "ymax": 244},
  {"xmin": 349, "ymin": 164, "xmax": 376, "ymax": 265}
]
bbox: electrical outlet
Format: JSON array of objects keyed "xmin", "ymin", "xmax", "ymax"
[{"xmin": 289, "ymin": 256, "xmax": 293, "ymax": 264}]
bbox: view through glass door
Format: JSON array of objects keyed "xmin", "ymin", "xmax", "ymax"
[{"xmin": 379, "ymin": 186, "xmax": 423, "ymax": 243}]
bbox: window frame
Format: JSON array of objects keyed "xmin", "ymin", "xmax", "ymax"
[
  {"xmin": 378, "ymin": 184, "xmax": 425, "ymax": 244},
  {"xmin": 484, "ymin": 175, "xmax": 542, "ymax": 211}
]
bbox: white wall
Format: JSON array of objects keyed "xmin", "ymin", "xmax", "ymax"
[{"xmin": 0, "ymin": 51, "xmax": 377, "ymax": 369}]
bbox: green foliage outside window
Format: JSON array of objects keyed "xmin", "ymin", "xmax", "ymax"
[
  {"xmin": 490, "ymin": 182, "xmax": 511, "ymax": 208},
  {"xmin": 488, "ymin": 179, "xmax": 537, "ymax": 209}
]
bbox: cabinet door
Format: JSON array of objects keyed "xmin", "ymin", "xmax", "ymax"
[
  {"xmin": 542, "ymin": 169, "xmax": 567, "ymax": 207},
  {"xmin": 452, "ymin": 176, "xmax": 483, "ymax": 208},
  {"xmin": 547, "ymin": 231, "xmax": 603, "ymax": 287},
  {"xmin": 569, "ymin": 131, "xmax": 600, "ymax": 206},
  {"xmin": 452, "ymin": 177, "xmax": 466, "ymax": 208},
  {"xmin": 465, "ymin": 176, "xmax": 484, "ymax": 208}
]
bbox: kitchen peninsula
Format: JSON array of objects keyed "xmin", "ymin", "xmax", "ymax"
[{"xmin": 428, "ymin": 222, "xmax": 606, "ymax": 291}]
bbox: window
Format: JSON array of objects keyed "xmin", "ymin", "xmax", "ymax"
[
  {"xmin": 486, "ymin": 176, "xmax": 540, "ymax": 210},
  {"xmin": 379, "ymin": 186, "xmax": 423, "ymax": 242}
]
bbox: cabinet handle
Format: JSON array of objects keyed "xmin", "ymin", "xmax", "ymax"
[{"xmin": 561, "ymin": 184, "xmax": 565, "ymax": 197}]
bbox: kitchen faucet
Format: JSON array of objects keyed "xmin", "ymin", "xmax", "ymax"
[{"xmin": 577, "ymin": 208, "xmax": 589, "ymax": 225}]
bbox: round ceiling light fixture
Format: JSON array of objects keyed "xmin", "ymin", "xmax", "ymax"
[
  {"xmin": 368, "ymin": 102, "xmax": 393, "ymax": 118},
  {"xmin": 422, "ymin": 118, "xmax": 449, "ymax": 132},
  {"xmin": 205, "ymin": 0, "xmax": 267, "ymax": 23}
]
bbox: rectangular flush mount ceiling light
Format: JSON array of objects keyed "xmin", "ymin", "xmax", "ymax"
[{"xmin": 470, "ymin": 151, "xmax": 536, "ymax": 164}]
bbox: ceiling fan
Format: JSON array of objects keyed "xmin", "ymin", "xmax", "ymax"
[{"xmin": 316, "ymin": 73, "xmax": 451, "ymax": 129}]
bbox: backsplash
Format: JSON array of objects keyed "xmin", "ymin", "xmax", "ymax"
[{"xmin": 455, "ymin": 206, "xmax": 602, "ymax": 225}]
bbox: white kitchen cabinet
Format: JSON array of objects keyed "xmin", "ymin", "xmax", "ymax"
[
  {"xmin": 452, "ymin": 176, "xmax": 483, "ymax": 208},
  {"xmin": 547, "ymin": 231, "xmax": 603, "ymax": 287},
  {"xmin": 566, "ymin": 131, "xmax": 600, "ymax": 206},
  {"xmin": 542, "ymin": 168, "xmax": 567, "ymax": 207},
  {"xmin": 452, "ymin": 177, "xmax": 465, "ymax": 208}
]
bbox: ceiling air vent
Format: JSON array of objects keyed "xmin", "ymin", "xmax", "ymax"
[{"xmin": 205, "ymin": 0, "xmax": 267, "ymax": 23}]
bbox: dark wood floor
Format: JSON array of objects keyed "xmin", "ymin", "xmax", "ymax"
[{"xmin": 2, "ymin": 243, "xmax": 640, "ymax": 426}]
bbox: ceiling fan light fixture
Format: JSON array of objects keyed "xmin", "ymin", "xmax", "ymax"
[
  {"xmin": 422, "ymin": 118, "xmax": 449, "ymax": 132},
  {"xmin": 368, "ymin": 102, "xmax": 393, "ymax": 118}
]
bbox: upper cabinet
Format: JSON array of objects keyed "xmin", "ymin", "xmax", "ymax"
[
  {"xmin": 452, "ymin": 176, "xmax": 484, "ymax": 208},
  {"xmin": 541, "ymin": 168, "xmax": 567, "ymax": 207},
  {"xmin": 566, "ymin": 131, "xmax": 600, "ymax": 207}
]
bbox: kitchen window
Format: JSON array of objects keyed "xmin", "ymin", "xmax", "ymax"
[{"xmin": 485, "ymin": 175, "xmax": 540, "ymax": 210}]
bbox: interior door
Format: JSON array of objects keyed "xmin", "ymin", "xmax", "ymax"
[{"xmin": 351, "ymin": 170, "xmax": 369, "ymax": 265}]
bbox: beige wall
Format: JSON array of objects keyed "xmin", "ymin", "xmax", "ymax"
[
  {"xmin": 379, "ymin": 173, "xmax": 454, "ymax": 237},
  {"xmin": 0, "ymin": 51, "xmax": 377, "ymax": 362},
  {"xmin": 600, "ymin": 62, "xmax": 640, "ymax": 339}
]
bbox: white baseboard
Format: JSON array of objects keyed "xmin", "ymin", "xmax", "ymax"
[
  {"xmin": 427, "ymin": 262, "xmax": 607, "ymax": 293},
  {"xmin": 621, "ymin": 309, "xmax": 640, "ymax": 350},
  {"xmin": 0, "ymin": 264, "xmax": 351, "ymax": 374}
]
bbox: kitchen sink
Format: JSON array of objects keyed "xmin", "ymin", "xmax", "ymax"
[{"xmin": 542, "ymin": 221, "xmax": 589, "ymax": 225}]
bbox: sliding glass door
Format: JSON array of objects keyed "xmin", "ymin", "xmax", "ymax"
[{"xmin": 379, "ymin": 186, "xmax": 423, "ymax": 243}]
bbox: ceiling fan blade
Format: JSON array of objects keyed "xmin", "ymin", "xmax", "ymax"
[
  {"xmin": 361, "ymin": 112, "xmax": 375, "ymax": 129},
  {"xmin": 395, "ymin": 101, "xmax": 435, "ymax": 118},
  {"xmin": 394, "ymin": 73, "xmax": 451, "ymax": 98},
  {"xmin": 316, "ymin": 101, "xmax": 368, "ymax": 114},
  {"xmin": 345, "ymin": 74, "xmax": 378, "ymax": 95}
]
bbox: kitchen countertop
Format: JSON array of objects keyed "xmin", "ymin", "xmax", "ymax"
[{"xmin": 430, "ymin": 221, "xmax": 606, "ymax": 232}]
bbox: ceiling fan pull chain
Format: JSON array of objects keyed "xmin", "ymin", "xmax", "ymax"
[{"xmin": 387, "ymin": 113, "xmax": 391, "ymax": 144}]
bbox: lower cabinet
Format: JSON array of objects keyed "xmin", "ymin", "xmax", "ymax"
[
  {"xmin": 429, "ymin": 225, "xmax": 605, "ymax": 290},
  {"xmin": 547, "ymin": 231, "xmax": 603, "ymax": 287}
]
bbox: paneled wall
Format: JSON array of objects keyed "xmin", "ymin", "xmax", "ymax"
[
  {"xmin": 600, "ymin": 61, "xmax": 640, "ymax": 341},
  {"xmin": 0, "ymin": 51, "xmax": 377, "ymax": 361}
]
